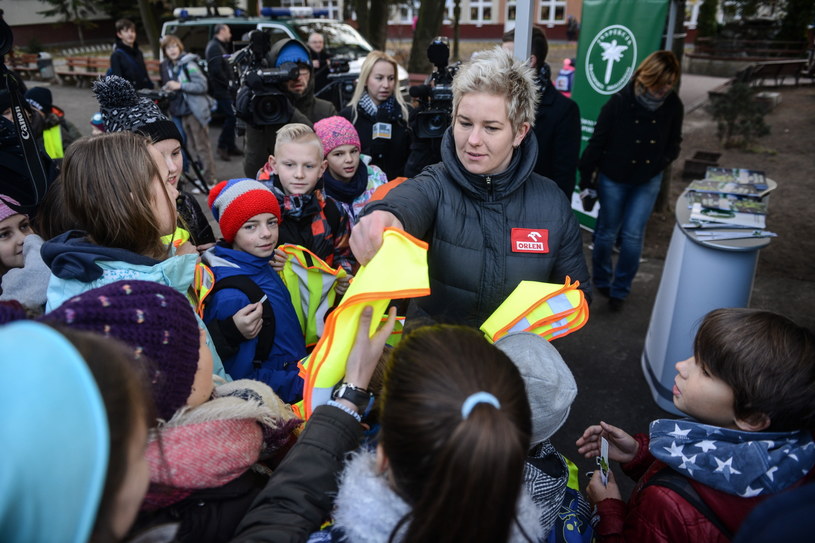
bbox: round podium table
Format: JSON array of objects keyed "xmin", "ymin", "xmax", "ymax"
[{"xmin": 641, "ymin": 187, "xmax": 773, "ymax": 414}]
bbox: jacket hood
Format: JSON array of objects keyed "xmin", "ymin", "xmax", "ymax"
[
  {"xmin": 204, "ymin": 243, "xmax": 271, "ymax": 277},
  {"xmin": 439, "ymin": 124, "xmax": 538, "ymax": 200},
  {"xmin": 327, "ymin": 449, "xmax": 544, "ymax": 543},
  {"xmin": 649, "ymin": 418, "xmax": 815, "ymax": 497},
  {"xmin": 41, "ymin": 230, "xmax": 158, "ymax": 282},
  {"xmin": 0, "ymin": 322, "xmax": 109, "ymax": 543}
]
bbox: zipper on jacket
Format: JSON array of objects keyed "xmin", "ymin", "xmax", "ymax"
[{"xmin": 485, "ymin": 176, "xmax": 493, "ymax": 198}]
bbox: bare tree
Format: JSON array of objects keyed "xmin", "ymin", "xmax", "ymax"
[
  {"xmin": 352, "ymin": 0, "xmax": 391, "ymax": 50},
  {"xmin": 38, "ymin": 0, "xmax": 99, "ymax": 45},
  {"xmin": 408, "ymin": 0, "xmax": 447, "ymax": 73}
]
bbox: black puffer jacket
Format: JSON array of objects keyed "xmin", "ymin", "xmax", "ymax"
[
  {"xmin": 364, "ymin": 128, "xmax": 590, "ymax": 327},
  {"xmin": 579, "ymin": 82, "xmax": 683, "ymax": 186}
]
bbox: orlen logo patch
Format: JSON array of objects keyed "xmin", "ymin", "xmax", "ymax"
[{"xmin": 511, "ymin": 228, "xmax": 549, "ymax": 253}]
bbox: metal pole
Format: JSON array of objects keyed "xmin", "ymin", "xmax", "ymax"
[
  {"xmin": 665, "ymin": 0, "xmax": 678, "ymax": 51},
  {"xmin": 513, "ymin": 0, "xmax": 536, "ymax": 62}
]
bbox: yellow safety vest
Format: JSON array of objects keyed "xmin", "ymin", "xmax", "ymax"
[
  {"xmin": 278, "ymin": 244, "xmax": 347, "ymax": 347},
  {"xmin": 481, "ymin": 277, "xmax": 589, "ymax": 343},
  {"xmin": 42, "ymin": 124, "xmax": 64, "ymax": 159},
  {"xmin": 193, "ymin": 262, "xmax": 215, "ymax": 318},
  {"xmin": 160, "ymin": 227, "xmax": 190, "ymax": 250},
  {"xmin": 294, "ymin": 228, "xmax": 430, "ymax": 419}
]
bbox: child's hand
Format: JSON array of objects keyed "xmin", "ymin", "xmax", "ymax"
[
  {"xmin": 586, "ymin": 468, "xmax": 621, "ymax": 505},
  {"xmin": 576, "ymin": 421, "xmax": 639, "ymax": 464},
  {"xmin": 176, "ymin": 241, "xmax": 198, "ymax": 256},
  {"xmin": 334, "ymin": 274, "xmax": 352, "ymax": 296},
  {"xmin": 232, "ymin": 301, "xmax": 264, "ymax": 339},
  {"xmin": 270, "ymin": 249, "xmax": 287, "ymax": 272},
  {"xmin": 344, "ymin": 306, "xmax": 396, "ymax": 390},
  {"xmin": 196, "ymin": 242, "xmax": 216, "ymax": 254}
]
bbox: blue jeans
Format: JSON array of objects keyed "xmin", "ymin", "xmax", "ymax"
[
  {"xmin": 592, "ymin": 172, "xmax": 662, "ymax": 299},
  {"xmin": 216, "ymin": 98, "xmax": 236, "ymax": 151}
]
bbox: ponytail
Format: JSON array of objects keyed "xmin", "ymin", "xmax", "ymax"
[{"xmin": 380, "ymin": 325, "xmax": 533, "ymax": 543}]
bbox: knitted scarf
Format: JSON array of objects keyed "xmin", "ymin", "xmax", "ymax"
[
  {"xmin": 359, "ymin": 92, "xmax": 402, "ymax": 122},
  {"xmin": 142, "ymin": 379, "xmax": 301, "ymax": 510},
  {"xmin": 260, "ymin": 174, "xmax": 325, "ymax": 222},
  {"xmin": 634, "ymin": 82, "xmax": 668, "ymax": 111},
  {"xmin": 537, "ymin": 63, "xmax": 552, "ymax": 92},
  {"xmin": 322, "ymin": 165, "xmax": 368, "ymax": 204}
]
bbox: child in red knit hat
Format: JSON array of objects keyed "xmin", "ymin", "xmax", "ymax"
[{"xmin": 203, "ymin": 178, "xmax": 307, "ymax": 404}]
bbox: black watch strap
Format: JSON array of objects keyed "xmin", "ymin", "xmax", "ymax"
[{"xmin": 332, "ymin": 382, "xmax": 374, "ymax": 416}]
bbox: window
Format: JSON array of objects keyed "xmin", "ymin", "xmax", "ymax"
[
  {"xmin": 538, "ymin": 0, "xmax": 567, "ymax": 25},
  {"xmin": 317, "ymin": 0, "xmax": 340, "ymax": 20},
  {"xmin": 469, "ymin": 0, "xmax": 493, "ymax": 24},
  {"xmin": 507, "ymin": 1, "xmax": 517, "ymax": 21}
]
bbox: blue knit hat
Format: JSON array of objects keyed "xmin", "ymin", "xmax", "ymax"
[{"xmin": 275, "ymin": 41, "xmax": 310, "ymax": 67}]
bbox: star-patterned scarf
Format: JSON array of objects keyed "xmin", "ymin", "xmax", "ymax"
[{"xmin": 649, "ymin": 418, "xmax": 815, "ymax": 497}]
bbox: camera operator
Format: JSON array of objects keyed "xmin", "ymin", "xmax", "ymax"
[
  {"xmin": 403, "ymin": 39, "xmax": 457, "ymax": 178},
  {"xmin": 341, "ymin": 51, "xmax": 412, "ymax": 180},
  {"xmin": 242, "ymin": 37, "xmax": 336, "ymax": 177}
]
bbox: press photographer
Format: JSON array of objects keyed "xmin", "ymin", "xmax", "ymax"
[
  {"xmin": 241, "ymin": 35, "xmax": 336, "ymax": 178},
  {"xmin": 404, "ymin": 37, "xmax": 460, "ymax": 178},
  {"xmin": 0, "ymin": 8, "xmax": 57, "ymax": 215}
]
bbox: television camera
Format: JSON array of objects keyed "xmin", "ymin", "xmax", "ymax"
[
  {"xmin": 410, "ymin": 37, "xmax": 460, "ymax": 139},
  {"xmin": 230, "ymin": 30, "xmax": 299, "ymax": 127}
]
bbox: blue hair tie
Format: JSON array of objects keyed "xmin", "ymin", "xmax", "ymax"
[{"xmin": 461, "ymin": 391, "xmax": 501, "ymax": 419}]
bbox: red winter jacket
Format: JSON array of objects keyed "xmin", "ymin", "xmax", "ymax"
[{"xmin": 595, "ymin": 433, "xmax": 815, "ymax": 542}]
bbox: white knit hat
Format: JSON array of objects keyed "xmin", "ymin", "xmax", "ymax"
[{"xmin": 495, "ymin": 332, "xmax": 577, "ymax": 445}]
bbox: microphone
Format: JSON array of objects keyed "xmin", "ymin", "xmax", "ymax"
[{"xmin": 409, "ymin": 84, "xmax": 432, "ymax": 99}]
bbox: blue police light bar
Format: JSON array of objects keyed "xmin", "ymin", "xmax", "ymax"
[{"xmin": 260, "ymin": 7, "xmax": 330, "ymax": 18}]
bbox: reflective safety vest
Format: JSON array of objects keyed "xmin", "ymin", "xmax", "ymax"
[
  {"xmin": 481, "ymin": 277, "xmax": 588, "ymax": 343},
  {"xmin": 42, "ymin": 124, "xmax": 64, "ymax": 159},
  {"xmin": 278, "ymin": 244, "xmax": 348, "ymax": 348},
  {"xmin": 161, "ymin": 227, "xmax": 191, "ymax": 250},
  {"xmin": 294, "ymin": 228, "xmax": 430, "ymax": 419},
  {"xmin": 193, "ymin": 261, "xmax": 215, "ymax": 318}
]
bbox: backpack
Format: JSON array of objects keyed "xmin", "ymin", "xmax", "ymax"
[
  {"xmin": 181, "ymin": 57, "xmax": 212, "ymax": 96},
  {"xmin": 643, "ymin": 467, "xmax": 734, "ymax": 539},
  {"xmin": 208, "ymin": 275, "xmax": 276, "ymax": 368},
  {"xmin": 546, "ymin": 456, "xmax": 596, "ymax": 543}
]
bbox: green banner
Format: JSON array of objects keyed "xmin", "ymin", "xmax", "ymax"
[{"xmin": 571, "ymin": 0, "xmax": 670, "ymax": 228}]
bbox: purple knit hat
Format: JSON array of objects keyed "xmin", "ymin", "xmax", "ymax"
[
  {"xmin": 42, "ymin": 280, "xmax": 201, "ymax": 421},
  {"xmin": 313, "ymin": 116, "xmax": 361, "ymax": 156},
  {"xmin": 0, "ymin": 195, "xmax": 23, "ymax": 223}
]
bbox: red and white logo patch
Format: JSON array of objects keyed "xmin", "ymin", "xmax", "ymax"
[{"xmin": 511, "ymin": 228, "xmax": 549, "ymax": 253}]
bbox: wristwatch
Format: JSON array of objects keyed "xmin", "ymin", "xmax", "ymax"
[{"xmin": 332, "ymin": 382, "xmax": 375, "ymax": 418}]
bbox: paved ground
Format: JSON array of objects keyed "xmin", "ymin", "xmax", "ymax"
[{"xmin": 27, "ymin": 72, "xmax": 811, "ymax": 499}]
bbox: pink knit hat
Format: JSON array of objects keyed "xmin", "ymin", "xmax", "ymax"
[
  {"xmin": 0, "ymin": 195, "xmax": 22, "ymax": 223},
  {"xmin": 313, "ymin": 116, "xmax": 361, "ymax": 156},
  {"xmin": 208, "ymin": 178, "xmax": 282, "ymax": 243}
]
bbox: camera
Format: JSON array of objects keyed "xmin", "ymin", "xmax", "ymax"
[
  {"xmin": 410, "ymin": 37, "xmax": 459, "ymax": 139},
  {"xmin": 137, "ymin": 88, "xmax": 174, "ymax": 113},
  {"xmin": 230, "ymin": 30, "xmax": 298, "ymax": 127},
  {"xmin": 316, "ymin": 54, "xmax": 356, "ymax": 110}
]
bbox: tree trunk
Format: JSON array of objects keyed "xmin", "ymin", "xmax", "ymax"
[
  {"xmin": 408, "ymin": 0, "xmax": 447, "ymax": 74},
  {"xmin": 367, "ymin": 1, "xmax": 389, "ymax": 50},
  {"xmin": 138, "ymin": 0, "xmax": 161, "ymax": 59},
  {"xmin": 353, "ymin": 0, "xmax": 370, "ymax": 40}
]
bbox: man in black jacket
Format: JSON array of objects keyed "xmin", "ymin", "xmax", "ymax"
[
  {"xmin": 109, "ymin": 19, "xmax": 153, "ymax": 90},
  {"xmin": 502, "ymin": 27, "xmax": 581, "ymax": 199},
  {"xmin": 206, "ymin": 24, "xmax": 242, "ymax": 161}
]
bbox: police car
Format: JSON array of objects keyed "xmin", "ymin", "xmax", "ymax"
[{"xmin": 160, "ymin": 6, "xmax": 408, "ymax": 93}]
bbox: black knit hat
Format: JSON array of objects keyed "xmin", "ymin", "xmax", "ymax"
[
  {"xmin": 24, "ymin": 87, "xmax": 53, "ymax": 113},
  {"xmin": 92, "ymin": 75, "xmax": 182, "ymax": 143}
]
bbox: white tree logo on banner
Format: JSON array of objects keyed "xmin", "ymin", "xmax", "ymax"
[{"xmin": 585, "ymin": 25, "xmax": 638, "ymax": 95}]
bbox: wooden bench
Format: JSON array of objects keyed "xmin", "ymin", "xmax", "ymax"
[
  {"xmin": 747, "ymin": 59, "xmax": 808, "ymax": 87},
  {"xmin": 7, "ymin": 52, "xmax": 40, "ymax": 79},
  {"xmin": 56, "ymin": 56, "xmax": 110, "ymax": 87},
  {"xmin": 145, "ymin": 59, "xmax": 162, "ymax": 85}
]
